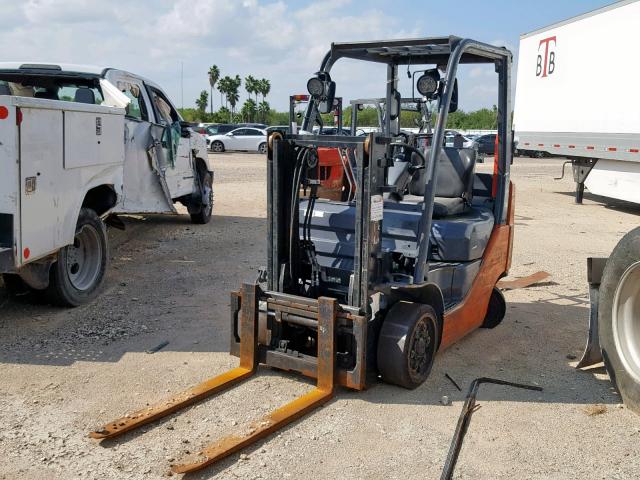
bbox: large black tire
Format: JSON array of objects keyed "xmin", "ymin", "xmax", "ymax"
[
  {"xmin": 481, "ymin": 287, "xmax": 506, "ymax": 329},
  {"xmin": 46, "ymin": 208, "xmax": 108, "ymax": 307},
  {"xmin": 377, "ymin": 301, "xmax": 440, "ymax": 389},
  {"xmin": 2, "ymin": 273, "xmax": 29, "ymax": 296},
  {"xmin": 598, "ymin": 227, "xmax": 640, "ymax": 413},
  {"xmin": 258, "ymin": 142, "xmax": 267, "ymax": 155},
  {"xmin": 189, "ymin": 166, "xmax": 213, "ymax": 225}
]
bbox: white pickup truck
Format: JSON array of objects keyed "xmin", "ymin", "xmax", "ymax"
[{"xmin": 0, "ymin": 63, "xmax": 212, "ymax": 306}]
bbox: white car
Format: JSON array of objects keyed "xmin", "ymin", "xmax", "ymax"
[{"xmin": 208, "ymin": 127, "xmax": 267, "ymax": 154}]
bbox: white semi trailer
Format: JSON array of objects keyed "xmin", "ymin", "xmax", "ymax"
[
  {"xmin": 514, "ymin": 0, "xmax": 640, "ymax": 205},
  {"xmin": 515, "ymin": 0, "xmax": 640, "ymax": 414}
]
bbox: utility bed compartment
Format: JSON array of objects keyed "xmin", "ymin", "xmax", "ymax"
[{"xmin": 0, "ymin": 96, "xmax": 124, "ymax": 268}]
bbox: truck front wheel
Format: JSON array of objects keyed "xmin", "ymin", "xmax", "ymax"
[
  {"xmin": 47, "ymin": 208, "xmax": 108, "ymax": 307},
  {"xmin": 598, "ymin": 226, "xmax": 640, "ymax": 413}
]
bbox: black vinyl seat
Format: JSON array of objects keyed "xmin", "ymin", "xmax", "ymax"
[
  {"xmin": 74, "ymin": 87, "xmax": 96, "ymax": 104},
  {"xmin": 0, "ymin": 84, "xmax": 10, "ymax": 95},
  {"xmin": 409, "ymin": 147, "xmax": 477, "ymax": 218}
]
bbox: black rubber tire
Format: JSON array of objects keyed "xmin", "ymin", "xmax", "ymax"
[
  {"xmin": 481, "ymin": 287, "xmax": 507, "ymax": 329},
  {"xmin": 377, "ymin": 301, "xmax": 440, "ymax": 389},
  {"xmin": 258, "ymin": 142, "xmax": 267, "ymax": 155},
  {"xmin": 211, "ymin": 141, "xmax": 225, "ymax": 153},
  {"xmin": 189, "ymin": 167, "xmax": 213, "ymax": 225},
  {"xmin": 598, "ymin": 226, "xmax": 640, "ymax": 413},
  {"xmin": 2, "ymin": 273, "xmax": 29, "ymax": 296},
  {"xmin": 533, "ymin": 150, "xmax": 546, "ymax": 159},
  {"xmin": 46, "ymin": 208, "xmax": 108, "ymax": 307}
]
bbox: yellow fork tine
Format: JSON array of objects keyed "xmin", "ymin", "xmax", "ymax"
[{"xmin": 172, "ymin": 296, "xmax": 337, "ymax": 475}]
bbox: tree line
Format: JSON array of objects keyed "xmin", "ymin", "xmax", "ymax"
[
  {"xmin": 181, "ymin": 65, "xmax": 499, "ymax": 131},
  {"xmin": 188, "ymin": 65, "xmax": 272, "ymax": 124}
]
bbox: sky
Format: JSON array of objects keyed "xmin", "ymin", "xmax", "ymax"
[{"xmin": 0, "ymin": 0, "xmax": 613, "ymax": 112}]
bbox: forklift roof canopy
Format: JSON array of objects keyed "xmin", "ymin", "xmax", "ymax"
[{"xmin": 327, "ymin": 36, "xmax": 511, "ymax": 66}]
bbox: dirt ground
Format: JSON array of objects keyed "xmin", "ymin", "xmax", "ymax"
[{"xmin": 1, "ymin": 153, "xmax": 639, "ymax": 480}]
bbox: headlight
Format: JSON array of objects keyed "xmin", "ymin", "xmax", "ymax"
[
  {"xmin": 416, "ymin": 73, "xmax": 438, "ymax": 97},
  {"xmin": 307, "ymin": 77, "xmax": 324, "ymax": 97}
]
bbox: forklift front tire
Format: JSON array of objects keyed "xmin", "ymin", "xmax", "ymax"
[{"xmin": 377, "ymin": 301, "xmax": 439, "ymax": 389}]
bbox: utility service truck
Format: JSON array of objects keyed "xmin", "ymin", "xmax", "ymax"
[
  {"xmin": 0, "ymin": 63, "xmax": 212, "ymax": 306},
  {"xmin": 515, "ymin": 0, "xmax": 640, "ymax": 414}
]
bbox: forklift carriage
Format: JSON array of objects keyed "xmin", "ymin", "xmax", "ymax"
[{"xmin": 91, "ymin": 36, "xmax": 515, "ymax": 474}]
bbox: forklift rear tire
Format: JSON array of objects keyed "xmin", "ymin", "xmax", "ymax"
[
  {"xmin": 377, "ymin": 301, "xmax": 439, "ymax": 389},
  {"xmin": 598, "ymin": 227, "xmax": 640, "ymax": 414},
  {"xmin": 46, "ymin": 208, "xmax": 108, "ymax": 307},
  {"xmin": 481, "ymin": 287, "xmax": 506, "ymax": 329}
]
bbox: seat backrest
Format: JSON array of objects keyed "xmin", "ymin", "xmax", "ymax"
[
  {"xmin": 0, "ymin": 83, "xmax": 11, "ymax": 95},
  {"xmin": 409, "ymin": 147, "xmax": 476, "ymax": 200},
  {"xmin": 74, "ymin": 87, "xmax": 95, "ymax": 104},
  {"xmin": 34, "ymin": 89, "xmax": 58, "ymax": 100}
]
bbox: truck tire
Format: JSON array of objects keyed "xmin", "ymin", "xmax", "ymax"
[
  {"xmin": 189, "ymin": 166, "xmax": 213, "ymax": 225},
  {"xmin": 377, "ymin": 301, "xmax": 440, "ymax": 389},
  {"xmin": 46, "ymin": 208, "xmax": 108, "ymax": 307},
  {"xmin": 598, "ymin": 226, "xmax": 640, "ymax": 413}
]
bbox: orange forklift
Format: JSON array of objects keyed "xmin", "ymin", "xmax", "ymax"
[{"xmin": 91, "ymin": 36, "xmax": 515, "ymax": 474}]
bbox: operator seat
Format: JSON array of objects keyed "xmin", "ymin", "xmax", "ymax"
[
  {"xmin": 0, "ymin": 84, "xmax": 11, "ymax": 95},
  {"xmin": 409, "ymin": 147, "xmax": 477, "ymax": 218},
  {"xmin": 74, "ymin": 87, "xmax": 96, "ymax": 104}
]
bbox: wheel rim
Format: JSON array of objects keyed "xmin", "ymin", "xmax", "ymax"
[
  {"xmin": 212, "ymin": 142, "xmax": 223, "ymax": 153},
  {"xmin": 407, "ymin": 318, "xmax": 432, "ymax": 382},
  {"xmin": 613, "ymin": 261, "xmax": 640, "ymax": 383},
  {"xmin": 66, "ymin": 224, "xmax": 102, "ymax": 291},
  {"xmin": 259, "ymin": 143, "xmax": 267, "ymax": 154}
]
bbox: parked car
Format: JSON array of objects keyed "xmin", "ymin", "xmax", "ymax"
[
  {"xmin": 318, "ymin": 127, "xmax": 351, "ymax": 136},
  {"xmin": 444, "ymin": 130, "xmax": 474, "ymax": 148},
  {"xmin": 473, "ymin": 133, "xmax": 497, "ymax": 155},
  {"xmin": 237, "ymin": 122, "xmax": 267, "ymax": 129},
  {"xmin": 208, "ymin": 127, "xmax": 267, "ymax": 153}
]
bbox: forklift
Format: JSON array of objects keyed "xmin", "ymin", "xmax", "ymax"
[{"xmin": 90, "ymin": 36, "xmax": 515, "ymax": 474}]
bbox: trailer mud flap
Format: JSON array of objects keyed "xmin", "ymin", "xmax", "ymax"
[{"xmin": 577, "ymin": 257, "xmax": 607, "ymax": 368}]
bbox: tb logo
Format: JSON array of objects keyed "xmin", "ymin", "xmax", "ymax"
[{"xmin": 536, "ymin": 36, "xmax": 556, "ymax": 77}]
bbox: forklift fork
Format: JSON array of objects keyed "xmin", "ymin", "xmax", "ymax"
[{"xmin": 89, "ymin": 283, "xmax": 337, "ymax": 475}]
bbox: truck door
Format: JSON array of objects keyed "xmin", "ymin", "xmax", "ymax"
[
  {"xmin": 19, "ymin": 107, "xmax": 63, "ymax": 262},
  {"xmin": 146, "ymin": 86, "xmax": 195, "ymax": 200},
  {"xmin": 107, "ymin": 74, "xmax": 174, "ymax": 213}
]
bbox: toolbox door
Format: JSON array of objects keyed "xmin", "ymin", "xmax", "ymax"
[{"xmin": 19, "ymin": 107, "xmax": 63, "ymax": 264}]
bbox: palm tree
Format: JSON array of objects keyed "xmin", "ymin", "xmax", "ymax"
[
  {"xmin": 195, "ymin": 90, "xmax": 209, "ymax": 118},
  {"xmin": 208, "ymin": 65, "xmax": 220, "ymax": 114},
  {"xmin": 258, "ymin": 78, "xmax": 271, "ymax": 102},
  {"xmin": 241, "ymin": 98, "xmax": 257, "ymax": 122},
  {"xmin": 226, "ymin": 75, "xmax": 241, "ymax": 122},
  {"xmin": 258, "ymin": 100, "xmax": 270, "ymax": 123},
  {"xmin": 218, "ymin": 76, "xmax": 231, "ymax": 109},
  {"xmin": 245, "ymin": 75, "xmax": 257, "ymax": 103}
]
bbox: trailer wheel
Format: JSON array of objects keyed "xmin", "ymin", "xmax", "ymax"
[
  {"xmin": 46, "ymin": 208, "xmax": 108, "ymax": 307},
  {"xmin": 481, "ymin": 287, "xmax": 506, "ymax": 329},
  {"xmin": 189, "ymin": 166, "xmax": 213, "ymax": 225},
  {"xmin": 598, "ymin": 227, "xmax": 640, "ymax": 413},
  {"xmin": 377, "ymin": 301, "xmax": 440, "ymax": 389},
  {"xmin": 1, "ymin": 274, "xmax": 29, "ymax": 296}
]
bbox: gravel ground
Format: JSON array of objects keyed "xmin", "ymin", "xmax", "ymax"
[{"xmin": 1, "ymin": 153, "xmax": 639, "ymax": 480}]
